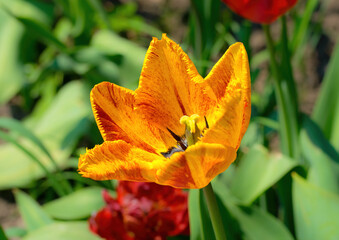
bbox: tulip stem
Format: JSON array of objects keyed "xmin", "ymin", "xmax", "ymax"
[{"xmin": 203, "ymin": 183, "xmax": 227, "ymax": 240}]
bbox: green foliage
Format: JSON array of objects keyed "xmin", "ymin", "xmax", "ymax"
[
  {"xmin": 22, "ymin": 222, "xmax": 102, "ymax": 240},
  {"xmin": 0, "ymin": 8, "xmax": 25, "ymax": 104},
  {"xmin": 293, "ymin": 173, "xmax": 339, "ymax": 240},
  {"xmin": 213, "ymin": 179, "xmax": 294, "ymax": 240},
  {"xmin": 0, "ymin": 82, "xmax": 90, "ymax": 190},
  {"xmin": 0, "ymin": 226, "xmax": 9, "ymax": 240},
  {"xmin": 14, "ymin": 190, "xmax": 53, "ymax": 231},
  {"xmin": 13, "ymin": 188, "xmax": 101, "ymax": 239},
  {"xmin": 43, "ymin": 187, "xmax": 106, "ymax": 220},
  {"xmin": 313, "ymin": 39, "xmax": 339, "ymax": 151}
]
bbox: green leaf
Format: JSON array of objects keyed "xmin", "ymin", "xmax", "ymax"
[
  {"xmin": 292, "ymin": 173, "xmax": 339, "ymax": 240},
  {"xmin": 214, "ymin": 194, "xmax": 243, "ymax": 239},
  {"xmin": 52, "ymin": 47, "xmax": 120, "ymax": 84},
  {"xmin": 14, "ymin": 189, "xmax": 53, "ymax": 231},
  {"xmin": 229, "ymin": 145, "xmax": 297, "ymax": 205},
  {"xmin": 0, "ymin": 81, "xmax": 91, "ymax": 189},
  {"xmin": 68, "ymin": 0, "xmax": 95, "ymax": 38},
  {"xmin": 22, "ymin": 222, "xmax": 102, "ymax": 240},
  {"xmin": 0, "ymin": 131, "xmax": 67, "ymax": 196},
  {"xmin": 0, "ymin": 0, "xmax": 53, "ymax": 25},
  {"xmin": 0, "ymin": 8, "xmax": 25, "ymax": 104},
  {"xmin": 0, "ymin": 225, "xmax": 9, "ymax": 240},
  {"xmin": 43, "ymin": 187, "xmax": 105, "ymax": 220},
  {"xmin": 0, "ymin": 118, "xmax": 56, "ymax": 169},
  {"xmin": 91, "ymin": 30, "xmax": 146, "ymax": 89},
  {"xmin": 214, "ymin": 182, "xmax": 293, "ymax": 240},
  {"xmin": 290, "ymin": 0, "xmax": 318, "ymax": 53},
  {"xmin": 190, "ymin": 0, "xmax": 221, "ymax": 74},
  {"xmin": 300, "ymin": 115, "xmax": 339, "ymax": 193},
  {"xmin": 313, "ymin": 38, "xmax": 339, "ymax": 151},
  {"xmin": 4, "ymin": 227, "xmax": 26, "ymax": 239},
  {"xmin": 15, "ymin": 17, "xmax": 67, "ymax": 52}
]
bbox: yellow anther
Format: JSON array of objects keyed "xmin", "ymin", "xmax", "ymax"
[
  {"xmin": 180, "ymin": 114, "xmax": 201, "ymax": 146},
  {"xmin": 180, "ymin": 114, "xmax": 200, "ymax": 133}
]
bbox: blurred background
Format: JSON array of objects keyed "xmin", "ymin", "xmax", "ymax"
[{"xmin": 1, "ymin": 0, "xmax": 339, "ymax": 239}]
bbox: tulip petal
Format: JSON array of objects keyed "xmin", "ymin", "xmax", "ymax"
[
  {"xmin": 205, "ymin": 42, "xmax": 250, "ymax": 101},
  {"xmin": 136, "ymin": 34, "xmax": 215, "ymax": 136},
  {"xmin": 203, "ymin": 42, "xmax": 251, "ymax": 149},
  {"xmin": 156, "ymin": 143, "xmax": 237, "ymax": 189},
  {"xmin": 79, "ymin": 141, "xmax": 236, "ymax": 189},
  {"xmin": 91, "ymin": 82, "xmax": 174, "ymax": 153},
  {"xmin": 78, "ymin": 140, "xmax": 164, "ymax": 182}
]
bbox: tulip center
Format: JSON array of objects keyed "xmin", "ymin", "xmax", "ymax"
[
  {"xmin": 180, "ymin": 114, "xmax": 201, "ymax": 146},
  {"xmin": 162, "ymin": 114, "xmax": 208, "ymax": 158}
]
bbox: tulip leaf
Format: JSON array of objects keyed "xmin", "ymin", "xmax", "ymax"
[
  {"xmin": 4, "ymin": 227, "xmax": 26, "ymax": 239},
  {"xmin": 214, "ymin": 182, "xmax": 294, "ymax": 240},
  {"xmin": 15, "ymin": 17, "xmax": 67, "ymax": 52},
  {"xmin": 22, "ymin": 222, "xmax": 102, "ymax": 240},
  {"xmin": 0, "ymin": 8, "xmax": 25, "ymax": 104},
  {"xmin": 229, "ymin": 145, "xmax": 297, "ymax": 205},
  {"xmin": 0, "ymin": 226, "xmax": 9, "ymax": 240},
  {"xmin": 0, "ymin": 81, "xmax": 91, "ymax": 189},
  {"xmin": 292, "ymin": 173, "xmax": 339, "ymax": 240},
  {"xmin": 14, "ymin": 189, "xmax": 53, "ymax": 231},
  {"xmin": 0, "ymin": 0, "xmax": 53, "ymax": 25},
  {"xmin": 0, "ymin": 117, "xmax": 56, "ymax": 168},
  {"xmin": 313, "ymin": 38, "xmax": 339, "ymax": 151},
  {"xmin": 291, "ymin": 0, "xmax": 318, "ymax": 53},
  {"xmin": 43, "ymin": 187, "xmax": 105, "ymax": 220},
  {"xmin": 300, "ymin": 115, "xmax": 339, "ymax": 194}
]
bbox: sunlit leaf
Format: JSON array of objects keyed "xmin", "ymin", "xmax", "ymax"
[
  {"xmin": 14, "ymin": 189, "xmax": 53, "ymax": 231},
  {"xmin": 22, "ymin": 222, "xmax": 102, "ymax": 240},
  {"xmin": 43, "ymin": 187, "xmax": 106, "ymax": 220},
  {"xmin": 0, "ymin": 9, "xmax": 25, "ymax": 104},
  {"xmin": 0, "ymin": 0, "xmax": 53, "ymax": 25},
  {"xmin": 229, "ymin": 145, "xmax": 297, "ymax": 205},
  {"xmin": 4, "ymin": 227, "xmax": 26, "ymax": 239},
  {"xmin": 293, "ymin": 173, "xmax": 339, "ymax": 240},
  {"xmin": 300, "ymin": 115, "xmax": 339, "ymax": 194}
]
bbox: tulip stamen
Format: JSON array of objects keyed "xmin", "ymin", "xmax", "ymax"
[{"xmin": 180, "ymin": 114, "xmax": 201, "ymax": 146}]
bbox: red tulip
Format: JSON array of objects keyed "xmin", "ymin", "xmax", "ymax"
[
  {"xmin": 222, "ymin": 0, "xmax": 298, "ymax": 24},
  {"xmin": 89, "ymin": 182, "xmax": 189, "ymax": 240}
]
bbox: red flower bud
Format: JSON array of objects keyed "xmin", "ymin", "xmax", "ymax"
[{"xmin": 222, "ymin": 0, "xmax": 298, "ymax": 24}]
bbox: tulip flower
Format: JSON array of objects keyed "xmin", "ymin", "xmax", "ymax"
[
  {"xmin": 89, "ymin": 181, "xmax": 189, "ymax": 240},
  {"xmin": 78, "ymin": 34, "xmax": 251, "ymax": 189},
  {"xmin": 221, "ymin": 0, "xmax": 297, "ymax": 24}
]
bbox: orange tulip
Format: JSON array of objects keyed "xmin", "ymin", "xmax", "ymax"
[
  {"xmin": 78, "ymin": 34, "xmax": 251, "ymax": 189},
  {"xmin": 222, "ymin": 0, "xmax": 297, "ymax": 24}
]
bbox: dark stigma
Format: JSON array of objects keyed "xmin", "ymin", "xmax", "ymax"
[
  {"xmin": 204, "ymin": 116, "xmax": 209, "ymax": 129},
  {"xmin": 167, "ymin": 128, "xmax": 187, "ymax": 151}
]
